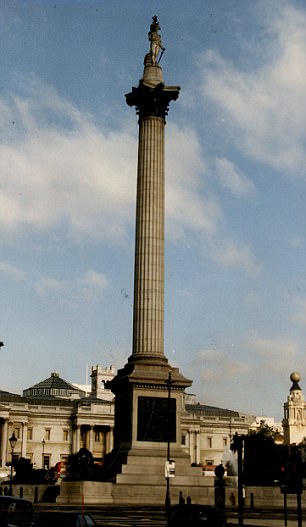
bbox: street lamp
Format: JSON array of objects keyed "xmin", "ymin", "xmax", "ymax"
[
  {"xmin": 9, "ymin": 432, "xmax": 17, "ymax": 495},
  {"xmin": 42, "ymin": 439, "xmax": 45, "ymax": 469},
  {"xmin": 231, "ymin": 433, "xmax": 245, "ymax": 527},
  {"xmin": 165, "ymin": 371, "xmax": 174, "ymax": 514}
]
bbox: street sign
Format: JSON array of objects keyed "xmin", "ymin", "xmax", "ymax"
[{"xmin": 165, "ymin": 460, "xmax": 175, "ymax": 478}]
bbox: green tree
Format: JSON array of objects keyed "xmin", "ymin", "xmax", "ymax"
[{"xmin": 243, "ymin": 424, "xmax": 287, "ymax": 486}]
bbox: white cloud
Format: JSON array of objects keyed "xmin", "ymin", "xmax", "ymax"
[
  {"xmin": 188, "ymin": 331, "xmax": 302, "ymax": 416},
  {"xmin": 209, "ymin": 240, "xmax": 261, "ymax": 278},
  {"xmin": 0, "ymin": 260, "xmax": 25, "ymax": 281},
  {"xmin": 2, "ymin": 80, "xmax": 219, "ymax": 244},
  {"xmin": 215, "ymin": 157, "xmax": 255, "ymax": 197},
  {"xmin": 245, "ymin": 333, "xmax": 299, "ymax": 373},
  {"xmin": 166, "ymin": 123, "xmax": 221, "ymax": 239},
  {"xmin": 196, "ymin": 348, "xmax": 250, "ymax": 382},
  {"xmin": 36, "ymin": 277, "xmax": 67, "ymax": 297},
  {"xmin": 80, "ymin": 270, "xmax": 108, "ymax": 289},
  {"xmin": 79, "ymin": 270, "xmax": 108, "ymax": 301},
  {"xmin": 0, "ymin": 78, "xmax": 137, "ymax": 241},
  {"xmin": 198, "ymin": 3, "xmax": 306, "ymax": 176},
  {"xmin": 0, "ymin": 77, "xmax": 260, "ymax": 276},
  {"xmin": 35, "ymin": 269, "xmax": 108, "ymax": 301}
]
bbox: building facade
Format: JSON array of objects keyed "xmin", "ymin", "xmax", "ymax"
[
  {"xmin": 181, "ymin": 393, "xmax": 254, "ymax": 470},
  {"xmin": 0, "ymin": 366, "xmax": 254, "ymax": 473},
  {"xmin": 0, "ymin": 366, "xmax": 115, "ymax": 470}
]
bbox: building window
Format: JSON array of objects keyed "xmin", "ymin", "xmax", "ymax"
[
  {"xmin": 45, "ymin": 428, "xmax": 51, "ymax": 441},
  {"xmin": 95, "ymin": 430, "xmax": 101, "ymax": 442},
  {"xmin": 81, "ymin": 428, "xmax": 87, "ymax": 442},
  {"xmin": 181, "ymin": 434, "xmax": 186, "ymax": 446},
  {"xmin": 63, "ymin": 430, "xmax": 68, "ymax": 441},
  {"xmin": 43, "ymin": 455, "xmax": 50, "ymax": 469},
  {"xmin": 27, "ymin": 428, "xmax": 33, "ymax": 440},
  {"xmin": 14, "ymin": 428, "xmax": 20, "ymax": 439},
  {"xmin": 207, "ymin": 437, "xmax": 212, "ymax": 448}
]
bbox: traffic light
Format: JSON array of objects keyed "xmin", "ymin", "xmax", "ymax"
[
  {"xmin": 279, "ymin": 465, "xmax": 288, "ymax": 492},
  {"xmin": 280, "ymin": 460, "xmax": 303, "ymax": 494},
  {"xmin": 288, "ymin": 461, "xmax": 303, "ymax": 494}
]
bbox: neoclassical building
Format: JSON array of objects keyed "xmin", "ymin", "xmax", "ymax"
[
  {"xmin": 0, "ymin": 365, "xmax": 254, "ymax": 473},
  {"xmin": 0, "ymin": 366, "xmax": 115, "ymax": 471},
  {"xmin": 181, "ymin": 393, "xmax": 254, "ymax": 469}
]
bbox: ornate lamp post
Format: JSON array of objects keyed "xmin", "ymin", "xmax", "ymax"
[
  {"xmin": 9, "ymin": 432, "xmax": 17, "ymax": 495},
  {"xmin": 231, "ymin": 433, "xmax": 245, "ymax": 527},
  {"xmin": 165, "ymin": 371, "xmax": 174, "ymax": 514}
]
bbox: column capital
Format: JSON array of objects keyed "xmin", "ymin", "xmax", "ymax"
[{"xmin": 126, "ymin": 82, "xmax": 180, "ymax": 120}]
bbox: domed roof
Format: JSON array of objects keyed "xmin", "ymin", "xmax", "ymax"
[{"xmin": 23, "ymin": 371, "xmax": 86, "ymax": 399}]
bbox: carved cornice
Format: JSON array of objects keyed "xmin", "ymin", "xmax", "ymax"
[{"xmin": 125, "ymin": 82, "xmax": 180, "ymax": 120}]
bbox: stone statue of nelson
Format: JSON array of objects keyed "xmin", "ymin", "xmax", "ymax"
[{"xmin": 148, "ymin": 16, "xmax": 165, "ymax": 64}]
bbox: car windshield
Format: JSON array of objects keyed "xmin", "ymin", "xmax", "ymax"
[
  {"xmin": 37, "ymin": 513, "xmax": 95, "ymax": 527},
  {"xmin": 0, "ymin": 498, "xmax": 33, "ymax": 527}
]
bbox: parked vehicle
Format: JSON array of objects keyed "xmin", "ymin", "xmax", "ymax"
[
  {"xmin": 35, "ymin": 511, "xmax": 96, "ymax": 527},
  {"xmin": 0, "ymin": 496, "xmax": 34, "ymax": 527},
  {"xmin": 167, "ymin": 504, "xmax": 226, "ymax": 527}
]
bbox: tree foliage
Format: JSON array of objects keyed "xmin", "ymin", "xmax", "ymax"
[
  {"xmin": 243, "ymin": 424, "xmax": 287, "ymax": 486},
  {"xmin": 13, "ymin": 457, "xmax": 56, "ymax": 484}
]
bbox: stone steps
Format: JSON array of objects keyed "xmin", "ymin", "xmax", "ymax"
[{"xmin": 116, "ymin": 472, "xmax": 211, "ymax": 486}]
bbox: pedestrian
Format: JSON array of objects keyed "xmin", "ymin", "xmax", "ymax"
[{"xmin": 179, "ymin": 491, "xmax": 185, "ymax": 504}]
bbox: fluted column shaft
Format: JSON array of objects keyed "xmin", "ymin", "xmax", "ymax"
[
  {"xmin": 125, "ymin": 68, "xmax": 179, "ymax": 366},
  {"xmin": 132, "ymin": 115, "xmax": 166, "ymax": 362},
  {"xmin": 1, "ymin": 419, "xmax": 8, "ymax": 466}
]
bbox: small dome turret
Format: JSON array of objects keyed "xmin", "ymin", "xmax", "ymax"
[{"xmin": 290, "ymin": 371, "xmax": 302, "ymax": 391}]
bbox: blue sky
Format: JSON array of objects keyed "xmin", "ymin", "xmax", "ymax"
[{"xmin": 1, "ymin": 0, "xmax": 305, "ymax": 420}]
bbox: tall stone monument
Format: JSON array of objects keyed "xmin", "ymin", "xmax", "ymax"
[{"xmin": 107, "ymin": 18, "xmax": 201, "ymax": 501}]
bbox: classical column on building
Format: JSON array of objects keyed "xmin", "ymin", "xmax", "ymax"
[
  {"xmin": 106, "ymin": 426, "xmax": 114, "ymax": 453},
  {"xmin": 72, "ymin": 424, "xmax": 81, "ymax": 454},
  {"xmin": 72, "ymin": 427, "xmax": 76, "ymax": 453},
  {"xmin": 187, "ymin": 428, "xmax": 200, "ymax": 465},
  {"xmin": 0, "ymin": 418, "xmax": 8, "ymax": 466},
  {"xmin": 21, "ymin": 422, "xmax": 28, "ymax": 458},
  {"xmin": 88, "ymin": 426, "xmax": 94, "ymax": 453},
  {"xmin": 193, "ymin": 429, "xmax": 201, "ymax": 465},
  {"xmin": 188, "ymin": 430, "xmax": 193, "ymax": 462},
  {"xmin": 107, "ymin": 17, "xmax": 193, "ymax": 483},
  {"xmin": 283, "ymin": 372, "xmax": 306, "ymax": 445}
]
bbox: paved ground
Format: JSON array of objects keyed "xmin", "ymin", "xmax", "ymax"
[
  {"xmin": 93, "ymin": 508, "xmax": 167, "ymax": 526},
  {"xmin": 224, "ymin": 508, "xmax": 303, "ymax": 526},
  {"xmin": 91, "ymin": 508, "xmax": 306, "ymax": 527},
  {"xmin": 34, "ymin": 505, "xmax": 306, "ymax": 527}
]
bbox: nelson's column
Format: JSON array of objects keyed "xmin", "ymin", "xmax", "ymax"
[{"xmin": 107, "ymin": 18, "xmax": 203, "ymax": 503}]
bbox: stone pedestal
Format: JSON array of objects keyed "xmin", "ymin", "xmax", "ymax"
[{"xmin": 107, "ymin": 363, "xmax": 191, "ymax": 479}]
